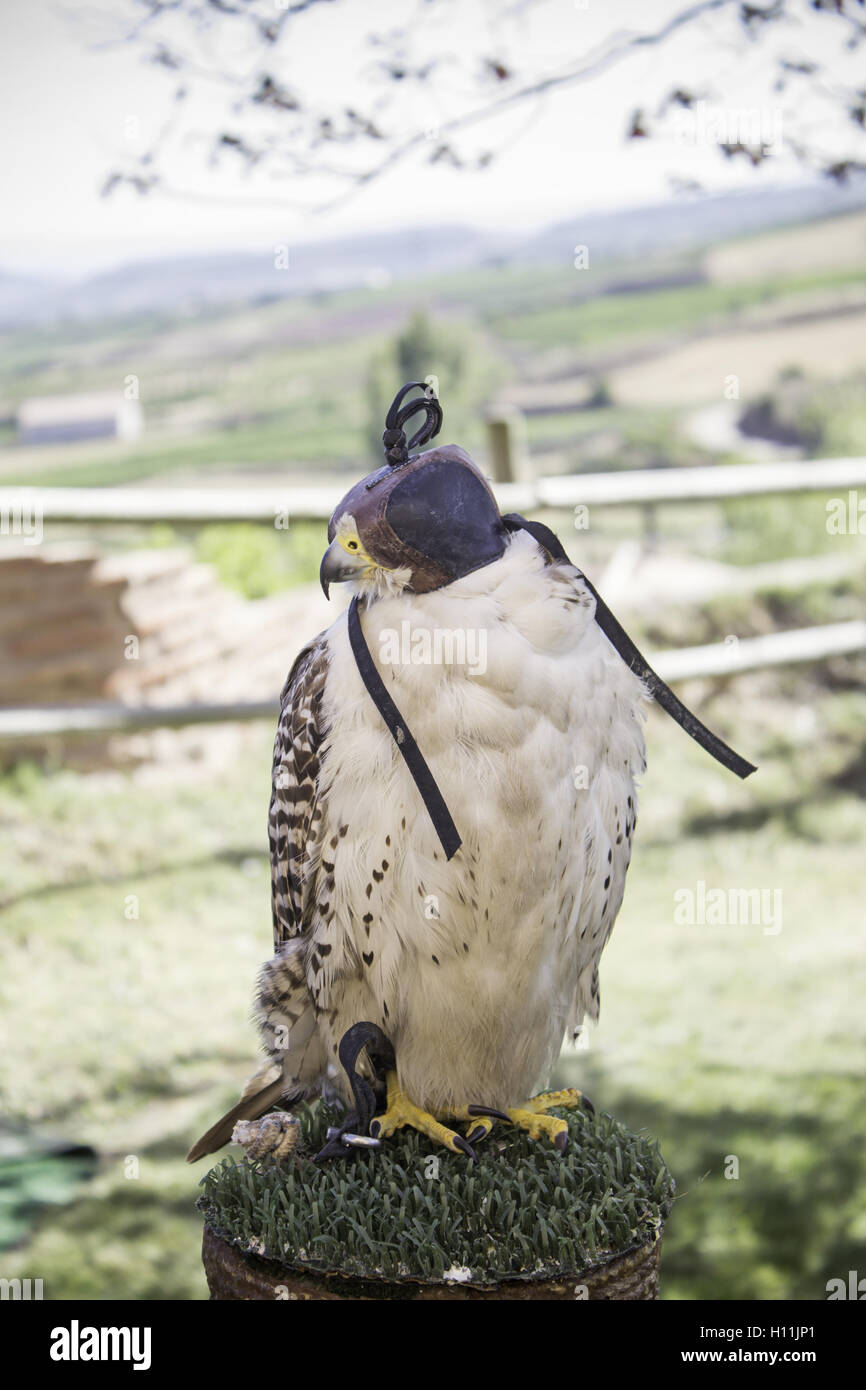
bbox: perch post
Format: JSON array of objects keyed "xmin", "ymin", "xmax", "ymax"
[{"xmin": 198, "ymin": 1102, "xmax": 673, "ymax": 1301}]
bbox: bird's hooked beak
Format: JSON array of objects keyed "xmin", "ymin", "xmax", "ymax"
[{"xmin": 319, "ymin": 538, "xmax": 370, "ymax": 599}]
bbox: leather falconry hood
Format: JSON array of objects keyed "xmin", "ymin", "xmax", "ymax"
[
  {"xmin": 334, "ymin": 382, "xmax": 755, "ymax": 864},
  {"xmin": 326, "ymin": 382, "xmax": 507, "ymax": 593}
]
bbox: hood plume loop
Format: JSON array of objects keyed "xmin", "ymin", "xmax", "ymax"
[{"xmin": 381, "ymin": 381, "xmax": 443, "ymax": 467}]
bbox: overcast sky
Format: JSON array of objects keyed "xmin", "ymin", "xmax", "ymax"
[{"xmin": 0, "ymin": 0, "xmax": 856, "ymax": 277}]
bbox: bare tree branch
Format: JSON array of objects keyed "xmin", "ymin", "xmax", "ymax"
[{"xmin": 92, "ymin": 0, "xmax": 866, "ymax": 214}]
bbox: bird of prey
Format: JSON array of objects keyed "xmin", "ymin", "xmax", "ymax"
[{"xmin": 188, "ymin": 384, "xmax": 754, "ymax": 1164}]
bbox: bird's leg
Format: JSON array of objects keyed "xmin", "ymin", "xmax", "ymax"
[
  {"xmin": 504, "ymin": 1088, "xmax": 595, "ymax": 1154},
  {"xmin": 370, "ymin": 1072, "xmax": 477, "ymax": 1160}
]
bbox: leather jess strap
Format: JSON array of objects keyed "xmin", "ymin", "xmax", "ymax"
[
  {"xmin": 502, "ymin": 514, "xmax": 757, "ymax": 781},
  {"xmin": 347, "ymin": 520, "xmax": 756, "ymax": 861},
  {"xmin": 348, "ymin": 596, "xmax": 463, "ymax": 860}
]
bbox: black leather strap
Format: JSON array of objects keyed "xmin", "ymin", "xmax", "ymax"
[
  {"xmin": 346, "ymin": 520, "xmax": 754, "ymax": 864},
  {"xmin": 348, "ymin": 596, "xmax": 463, "ymax": 859},
  {"xmin": 502, "ymin": 513, "xmax": 757, "ymax": 780}
]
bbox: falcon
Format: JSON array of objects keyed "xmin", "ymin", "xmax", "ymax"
[{"xmin": 188, "ymin": 384, "xmax": 754, "ymax": 1164}]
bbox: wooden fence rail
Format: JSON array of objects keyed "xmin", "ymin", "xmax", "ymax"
[
  {"xmin": 1, "ymin": 620, "xmax": 863, "ymax": 742},
  {"xmin": 536, "ymin": 457, "xmax": 866, "ymax": 509},
  {"xmin": 1, "ymin": 457, "xmax": 865, "ymax": 526},
  {"xmin": 2, "ymin": 456, "xmax": 862, "ymax": 741}
]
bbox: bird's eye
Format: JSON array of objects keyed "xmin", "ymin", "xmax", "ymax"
[{"xmin": 347, "ymin": 540, "xmax": 358, "ymax": 550}]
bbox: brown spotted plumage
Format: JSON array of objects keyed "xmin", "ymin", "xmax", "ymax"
[
  {"xmin": 187, "ymin": 634, "xmax": 334, "ymax": 1161},
  {"xmin": 268, "ymin": 635, "xmax": 331, "ymax": 948}
]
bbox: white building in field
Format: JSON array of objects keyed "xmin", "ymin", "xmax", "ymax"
[{"xmin": 17, "ymin": 392, "xmax": 143, "ymax": 445}]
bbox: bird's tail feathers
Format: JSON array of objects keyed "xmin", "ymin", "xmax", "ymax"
[{"xmin": 188, "ymin": 948, "xmax": 330, "ymax": 1162}]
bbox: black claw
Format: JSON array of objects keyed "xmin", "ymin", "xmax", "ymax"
[
  {"xmin": 315, "ymin": 1140, "xmax": 346, "ymax": 1162},
  {"xmin": 580, "ymin": 1093, "xmax": 596, "ymax": 1117},
  {"xmin": 466, "ymin": 1104, "xmax": 510, "ymax": 1121},
  {"xmin": 465, "ymin": 1125, "xmax": 488, "ymax": 1145},
  {"xmin": 554, "ymin": 1131, "xmax": 569, "ymax": 1155},
  {"xmin": 453, "ymin": 1136, "xmax": 478, "ymax": 1164},
  {"xmin": 369, "ymin": 1120, "xmax": 381, "ymax": 1139}
]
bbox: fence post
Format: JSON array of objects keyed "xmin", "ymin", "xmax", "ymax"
[{"xmin": 484, "ymin": 408, "xmax": 532, "ymax": 484}]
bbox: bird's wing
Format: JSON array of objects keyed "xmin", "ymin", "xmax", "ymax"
[
  {"xmin": 549, "ymin": 560, "xmax": 646, "ymax": 1036},
  {"xmin": 269, "ymin": 631, "xmax": 332, "ymax": 947},
  {"xmin": 187, "ymin": 631, "xmax": 332, "ymax": 1162}
]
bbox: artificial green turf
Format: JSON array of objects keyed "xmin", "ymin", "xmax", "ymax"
[{"xmin": 197, "ymin": 1101, "xmax": 674, "ymax": 1285}]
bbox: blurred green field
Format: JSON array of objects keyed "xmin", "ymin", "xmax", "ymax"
[
  {"xmin": 1, "ymin": 209, "xmax": 864, "ymax": 491},
  {"xmin": 487, "ymin": 265, "xmax": 866, "ymax": 351}
]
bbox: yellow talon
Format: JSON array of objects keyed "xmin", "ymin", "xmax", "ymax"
[
  {"xmin": 506, "ymin": 1088, "xmax": 593, "ymax": 1151},
  {"xmin": 463, "ymin": 1114, "xmax": 495, "ymax": 1143},
  {"xmin": 506, "ymin": 1108, "xmax": 569, "ymax": 1144},
  {"xmin": 370, "ymin": 1072, "xmax": 474, "ymax": 1158},
  {"xmin": 368, "ymin": 1079, "xmax": 592, "ymax": 1158},
  {"xmin": 519, "ymin": 1087, "xmax": 588, "ymax": 1115}
]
